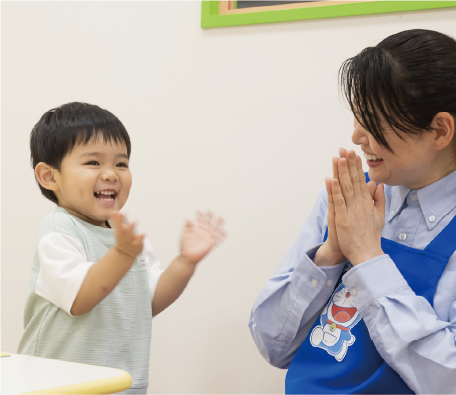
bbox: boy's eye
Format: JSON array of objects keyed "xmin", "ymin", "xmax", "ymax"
[
  {"xmin": 116, "ymin": 162, "xmax": 128, "ymax": 168},
  {"xmin": 85, "ymin": 161, "xmax": 99, "ymax": 166}
]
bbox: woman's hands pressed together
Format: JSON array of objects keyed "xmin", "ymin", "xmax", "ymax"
[
  {"xmin": 314, "ymin": 149, "xmax": 349, "ymax": 266},
  {"xmin": 329, "ymin": 150, "xmax": 386, "ymax": 266}
]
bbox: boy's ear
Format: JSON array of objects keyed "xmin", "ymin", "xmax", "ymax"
[{"xmin": 35, "ymin": 162, "xmax": 59, "ymax": 192}]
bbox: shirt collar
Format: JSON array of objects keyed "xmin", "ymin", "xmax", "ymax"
[
  {"xmin": 418, "ymin": 170, "xmax": 456, "ymax": 230},
  {"xmin": 387, "ymin": 184, "xmax": 410, "ymax": 222},
  {"xmin": 388, "ymin": 170, "xmax": 456, "ymax": 230}
]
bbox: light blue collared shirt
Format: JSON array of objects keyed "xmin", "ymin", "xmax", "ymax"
[{"xmin": 249, "ymin": 170, "xmax": 456, "ymax": 394}]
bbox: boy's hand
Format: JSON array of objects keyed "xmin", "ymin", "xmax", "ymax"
[
  {"xmin": 111, "ymin": 212, "xmax": 144, "ymax": 259},
  {"xmin": 179, "ymin": 210, "xmax": 226, "ymax": 265}
]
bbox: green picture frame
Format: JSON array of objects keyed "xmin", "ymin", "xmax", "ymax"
[{"xmin": 201, "ymin": 1, "xmax": 456, "ymax": 28}]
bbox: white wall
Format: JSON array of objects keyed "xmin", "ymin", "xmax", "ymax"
[{"xmin": 2, "ymin": 2, "xmax": 455, "ymax": 393}]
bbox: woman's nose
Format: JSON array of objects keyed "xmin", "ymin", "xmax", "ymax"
[{"xmin": 352, "ymin": 123, "xmax": 369, "ymax": 146}]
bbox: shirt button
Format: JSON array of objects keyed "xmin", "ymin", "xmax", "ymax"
[
  {"xmin": 311, "ymin": 279, "xmax": 318, "ymax": 287},
  {"xmin": 411, "ymin": 194, "xmax": 418, "ymax": 201},
  {"xmin": 429, "ymin": 215, "xmax": 436, "ymax": 222},
  {"xmin": 390, "ymin": 210, "xmax": 396, "ymax": 215},
  {"xmin": 351, "ymin": 288, "xmax": 358, "ymax": 296},
  {"xmin": 327, "ymin": 279, "xmax": 333, "ymax": 287},
  {"xmin": 399, "ymin": 233, "xmax": 407, "ymax": 241}
]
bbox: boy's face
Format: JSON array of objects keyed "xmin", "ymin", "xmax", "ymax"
[{"xmin": 53, "ymin": 138, "xmax": 131, "ymax": 227}]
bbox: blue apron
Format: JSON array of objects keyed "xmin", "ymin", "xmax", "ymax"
[{"xmin": 286, "ymin": 174, "xmax": 456, "ymax": 394}]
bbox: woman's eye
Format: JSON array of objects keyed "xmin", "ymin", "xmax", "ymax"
[
  {"xmin": 85, "ymin": 161, "xmax": 99, "ymax": 166},
  {"xmin": 116, "ymin": 162, "xmax": 128, "ymax": 168}
]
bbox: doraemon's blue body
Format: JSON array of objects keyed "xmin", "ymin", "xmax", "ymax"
[{"xmin": 309, "ymin": 283, "xmax": 362, "ymax": 361}]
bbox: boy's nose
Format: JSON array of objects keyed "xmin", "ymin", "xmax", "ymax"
[{"xmin": 101, "ymin": 169, "xmax": 118, "ymax": 181}]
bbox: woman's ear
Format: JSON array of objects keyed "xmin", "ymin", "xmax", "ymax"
[
  {"xmin": 431, "ymin": 112, "xmax": 455, "ymax": 151},
  {"xmin": 35, "ymin": 162, "xmax": 59, "ymax": 192}
]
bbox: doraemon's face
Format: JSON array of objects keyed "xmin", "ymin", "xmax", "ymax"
[{"xmin": 327, "ymin": 285, "xmax": 359, "ymax": 327}]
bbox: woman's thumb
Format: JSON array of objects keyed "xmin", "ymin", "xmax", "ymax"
[{"xmin": 373, "ymin": 183, "xmax": 385, "ymax": 215}]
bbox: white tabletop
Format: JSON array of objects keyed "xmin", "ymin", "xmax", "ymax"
[{"xmin": 1, "ymin": 353, "xmax": 132, "ymax": 394}]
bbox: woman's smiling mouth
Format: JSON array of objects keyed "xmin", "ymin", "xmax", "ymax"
[{"xmin": 363, "ymin": 152, "xmax": 384, "ymax": 168}]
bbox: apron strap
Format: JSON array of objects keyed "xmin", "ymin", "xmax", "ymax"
[{"xmin": 423, "ymin": 214, "xmax": 456, "ymax": 258}]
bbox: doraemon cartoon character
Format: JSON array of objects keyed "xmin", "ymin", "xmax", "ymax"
[{"xmin": 310, "ymin": 283, "xmax": 362, "ymax": 362}]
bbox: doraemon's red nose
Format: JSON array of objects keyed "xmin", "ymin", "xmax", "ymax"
[{"xmin": 345, "ymin": 292, "xmax": 350, "ymax": 298}]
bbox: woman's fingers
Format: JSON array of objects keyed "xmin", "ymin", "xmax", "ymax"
[
  {"xmin": 367, "ymin": 181, "xmax": 377, "ymax": 199},
  {"xmin": 333, "ymin": 157, "xmax": 340, "ymax": 180},
  {"xmin": 339, "ymin": 147, "xmax": 348, "ymax": 158},
  {"xmin": 332, "ymin": 178, "xmax": 348, "ymax": 218},
  {"xmin": 355, "ymin": 155, "xmax": 373, "ymax": 199},
  {"xmin": 338, "ymin": 158, "xmax": 355, "ymax": 210},
  {"xmin": 325, "ymin": 177, "xmax": 335, "ymax": 220},
  {"xmin": 374, "ymin": 183, "xmax": 386, "ymax": 218},
  {"xmin": 347, "ymin": 151, "xmax": 362, "ymax": 198},
  {"xmin": 354, "ymin": 154, "xmax": 372, "ymax": 200}
]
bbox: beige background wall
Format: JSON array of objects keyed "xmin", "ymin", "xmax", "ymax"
[{"xmin": 2, "ymin": 2, "xmax": 456, "ymax": 393}]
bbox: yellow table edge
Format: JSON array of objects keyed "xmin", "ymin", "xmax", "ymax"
[
  {"xmin": 2, "ymin": 352, "xmax": 132, "ymax": 394},
  {"xmin": 20, "ymin": 371, "xmax": 132, "ymax": 395}
]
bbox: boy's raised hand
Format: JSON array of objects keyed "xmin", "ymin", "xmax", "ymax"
[
  {"xmin": 180, "ymin": 210, "xmax": 226, "ymax": 265},
  {"xmin": 111, "ymin": 212, "xmax": 144, "ymax": 259}
]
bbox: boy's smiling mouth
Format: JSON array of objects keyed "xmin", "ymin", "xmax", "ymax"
[{"xmin": 94, "ymin": 189, "xmax": 117, "ymax": 202}]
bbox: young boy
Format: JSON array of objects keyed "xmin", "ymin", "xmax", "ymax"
[{"xmin": 18, "ymin": 102, "xmax": 226, "ymax": 394}]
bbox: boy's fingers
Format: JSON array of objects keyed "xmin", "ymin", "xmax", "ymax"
[
  {"xmin": 196, "ymin": 210, "xmax": 207, "ymax": 226},
  {"xmin": 126, "ymin": 221, "xmax": 137, "ymax": 231},
  {"xmin": 206, "ymin": 210, "xmax": 214, "ymax": 225},
  {"xmin": 216, "ymin": 227, "xmax": 227, "ymax": 239},
  {"xmin": 216, "ymin": 216, "xmax": 225, "ymax": 228},
  {"xmin": 111, "ymin": 212, "xmax": 123, "ymax": 229}
]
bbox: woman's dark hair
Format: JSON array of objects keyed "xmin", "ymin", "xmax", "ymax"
[
  {"xmin": 30, "ymin": 102, "xmax": 131, "ymax": 204},
  {"xmin": 339, "ymin": 29, "xmax": 456, "ymax": 152}
]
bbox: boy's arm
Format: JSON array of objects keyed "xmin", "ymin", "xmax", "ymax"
[
  {"xmin": 151, "ymin": 211, "xmax": 226, "ymax": 317},
  {"xmin": 70, "ymin": 247, "xmax": 136, "ymax": 316},
  {"xmin": 151, "ymin": 255, "xmax": 195, "ymax": 316},
  {"xmin": 71, "ymin": 212, "xmax": 144, "ymax": 316}
]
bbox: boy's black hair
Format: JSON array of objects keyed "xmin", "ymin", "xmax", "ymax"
[
  {"xmin": 339, "ymin": 29, "xmax": 456, "ymax": 153},
  {"xmin": 30, "ymin": 102, "xmax": 131, "ymax": 204}
]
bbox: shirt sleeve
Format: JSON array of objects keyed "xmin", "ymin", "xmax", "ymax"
[
  {"xmin": 143, "ymin": 238, "xmax": 164, "ymax": 307},
  {"xmin": 343, "ymin": 253, "xmax": 456, "ymax": 394},
  {"xmin": 36, "ymin": 232, "xmax": 96, "ymax": 316},
  {"xmin": 249, "ymin": 187, "xmax": 346, "ymax": 368}
]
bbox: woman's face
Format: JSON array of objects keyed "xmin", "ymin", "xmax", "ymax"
[{"xmin": 351, "ymin": 116, "xmax": 437, "ymax": 189}]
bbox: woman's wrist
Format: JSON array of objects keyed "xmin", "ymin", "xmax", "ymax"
[
  {"xmin": 348, "ymin": 248, "xmax": 385, "ymax": 266},
  {"xmin": 313, "ymin": 243, "xmax": 346, "ymax": 267}
]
